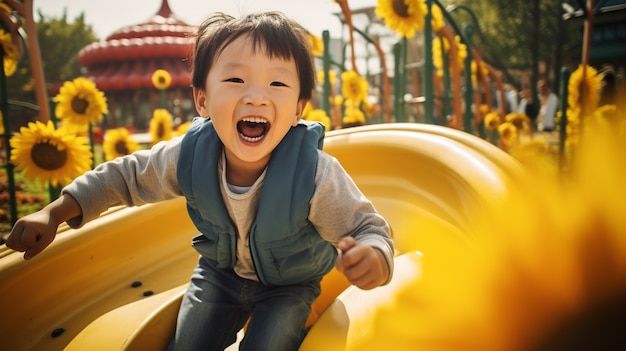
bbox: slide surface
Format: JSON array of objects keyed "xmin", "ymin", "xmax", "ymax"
[{"xmin": 0, "ymin": 123, "xmax": 523, "ymax": 350}]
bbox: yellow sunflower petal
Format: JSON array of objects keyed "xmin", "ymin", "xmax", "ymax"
[
  {"xmin": 567, "ymin": 64, "xmax": 602, "ymax": 116},
  {"xmin": 0, "ymin": 29, "xmax": 19, "ymax": 76},
  {"xmin": 10, "ymin": 120, "xmax": 92, "ymax": 187},
  {"xmin": 483, "ymin": 111, "xmax": 501, "ymax": 131},
  {"xmin": 103, "ymin": 127, "xmax": 141, "ymax": 161},
  {"xmin": 303, "ymin": 109, "xmax": 331, "ymax": 131},
  {"xmin": 497, "ymin": 121, "xmax": 518, "ymax": 147},
  {"xmin": 149, "ymin": 108, "xmax": 174, "ymax": 144},
  {"xmin": 376, "ymin": 0, "xmax": 428, "ymax": 38},
  {"xmin": 152, "ymin": 69, "xmax": 172, "ymax": 90},
  {"xmin": 54, "ymin": 77, "xmax": 108, "ymax": 126},
  {"xmin": 341, "ymin": 70, "xmax": 368, "ymax": 105},
  {"xmin": 354, "ymin": 107, "xmax": 626, "ymax": 351}
]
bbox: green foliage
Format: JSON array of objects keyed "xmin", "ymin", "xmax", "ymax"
[
  {"xmin": 6, "ymin": 9, "xmax": 99, "ymax": 103},
  {"xmin": 447, "ymin": 0, "xmax": 580, "ymax": 82},
  {"xmin": 0, "ymin": 170, "xmax": 48, "ymax": 235}
]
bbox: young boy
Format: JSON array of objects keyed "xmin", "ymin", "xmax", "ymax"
[{"xmin": 6, "ymin": 11, "xmax": 393, "ymax": 351}]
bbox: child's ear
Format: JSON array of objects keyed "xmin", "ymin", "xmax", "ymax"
[
  {"xmin": 193, "ymin": 87, "xmax": 209, "ymax": 117},
  {"xmin": 293, "ymin": 99, "xmax": 307, "ymax": 126}
]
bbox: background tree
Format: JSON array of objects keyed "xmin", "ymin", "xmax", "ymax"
[
  {"xmin": 7, "ymin": 9, "xmax": 98, "ymax": 108},
  {"xmin": 447, "ymin": 0, "xmax": 581, "ymax": 93}
]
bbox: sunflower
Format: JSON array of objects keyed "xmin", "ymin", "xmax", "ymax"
[
  {"xmin": 567, "ymin": 64, "xmax": 602, "ymax": 120},
  {"xmin": 333, "ymin": 95, "xmax": 344, "ymax": 107},
  {"xmin": 483, "ymin": 111, "xmax": 501, "ymax": 131},
  {"xmin": 430, "ymin": 4, "xmax": 445, "ymax": 33},
  {"xmin": 149, "ymin": 108, "xmax": 174, "ymax": 144},
  {"xmin": 454, "ymin": 35, "xmax": 468, "ymax": 70},
  {"xmin": 9, "ymin": 120, "xmax": 92, "ymax": 187},
  {"xmin": 152, "ymin": 69, "xmax": 172, "ymax": 90},
  {"xmin": 317, "ymin": 69, "xmax": 337, "ymax": 86},
  {"xmin": 433, "ymin": 35, "xmax": 467, "ymax": 75},
  {"xmin": 342, "ymin": 106, "xmax": 366, "ymax": 128},
  {"xmin": 432, "ymin": 37, "xmax": 446, "ymax": 77},
  {"xmin": 102, "ymin": 128, "xmax": 141, "ymax": 161},
  {"xmin": 375, "ymin": 0, "xmax": 428, "ymax": 38},
  {"xmin": 353, "ymin": 106, "xmax": 626, "ymax": 351},
  {"xmin": 0, "ymin": 28, "xmax": 19, "ymax": 77},
  {"xmin": 54, "ymin": 77, "xmax": 108, "ymax": 128},
  {"xmin": 505, "ymin": 112, "xmax": 530, "ymax": 131},
  {"xmin": 303, "ymin": 109, "xmax": 331, "ymax": 131},
  {"xmin": 497, "ymin": 121, "xmax": 518, "ymax": 147},
  {"xmin": 341, "ymin": 70, "xmax": 368, "ymax": 105},
  {"xmin": 471, "ymin": 61, "xmax": 489, "ymax": 87},
  {"xmin": 478, "ymin": 104, "xmax": 490, "ymax": 117},
  {"xmin": 509, "ymin": 137, "xmax": 558, "ymax": 176},
  {"xmin": 308, "ymin": 34, "xmax": 324, "ymax": 57},
  {"xmin": 362, "ymin": 98, "xmax": 375, "ymax": 117},
  {"xmin": 593, "ymin": 104, "xmax": 621, "ymax": 128}
]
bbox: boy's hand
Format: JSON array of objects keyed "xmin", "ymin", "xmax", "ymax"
[
  {"xmin": 6, "ymin": 210, "xmax": 59, "ymax": 260},
  {"xmin": 6, "ymin": 193, "xmax": 81, "ymax": 260},
  {"xmin": 335, "ymin": 237, "xmax": 389, "ymax": 290}
]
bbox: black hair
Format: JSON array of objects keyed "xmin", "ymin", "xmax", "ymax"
[{"xmin": 191, "ymin": 11, "xmax": 316, "ymax": 102}]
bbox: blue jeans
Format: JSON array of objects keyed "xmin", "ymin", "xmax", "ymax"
[{"xmin": 167, "ymin": 256, "xmax": 321, "ymax": 351}]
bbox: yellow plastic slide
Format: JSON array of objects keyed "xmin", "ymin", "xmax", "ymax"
[{"xmin": 0, "ymin": 123, "xmax": 523, "ymax": 351}]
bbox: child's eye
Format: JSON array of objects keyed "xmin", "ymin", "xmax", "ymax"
[
  {"xmin": 225, "ymin": 78, "xmax": 244, "ymax": 83},
  {"xmin": 270, "ymin": 81, "xmax": 287, "ymax": 87}
]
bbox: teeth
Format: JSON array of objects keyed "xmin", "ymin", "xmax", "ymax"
[
  {"xmin": 241, "ymin": 117, "xmax": 268, "ymax": 124},
  {"xmin": 241, "ymin": 135, "xmax": 264, "ymax": 142}
]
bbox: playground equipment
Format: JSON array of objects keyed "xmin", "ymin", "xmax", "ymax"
[{"xmin": 0, "ymin": 123, "xmax": 523, "ymax": 350}]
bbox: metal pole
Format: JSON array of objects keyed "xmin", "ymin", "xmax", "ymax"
[
  {"xmin": 423, "ymin": 0, "xmax": 435, "ymax": 123},
  {"xmin": 322, "ymin": 30, "xmax": 332, "ymax": 123},
  {"xmin": 0, "ymin": 50, "xmax": 18, "ymax": 225}
]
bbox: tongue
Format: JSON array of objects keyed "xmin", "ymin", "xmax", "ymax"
[{"xmin": 240, "ymin": 121, "xmax": 265, "ymax": 138}]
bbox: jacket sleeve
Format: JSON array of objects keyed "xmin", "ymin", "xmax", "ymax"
[
  {"xmin": 62, "ymin": 137, "xmax": 183, "ymax": 228},
  {"xmin": 309, "ymin": 151, "xmax": 395, "ymax": 283}
]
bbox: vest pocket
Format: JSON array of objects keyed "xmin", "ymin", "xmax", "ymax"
[
  {"xmin": 191, "ymin": 232, "xmax": 234, "ymax": 269},
  {"xmin": 258, "ymin": 230, "xmax": 335, "ymax": 285},
  {"xmin": 269, "ymin": 234, "xmax": 315, "ymax": 284}
]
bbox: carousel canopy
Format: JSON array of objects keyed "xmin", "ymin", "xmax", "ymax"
[{"xmin": 77, "ymin": 0, "xmax": 196, "ymax": 91}]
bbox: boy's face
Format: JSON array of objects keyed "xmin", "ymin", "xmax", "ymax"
[{"xmin": 193, "ymin": 35, "xmax": 305, "ymax": 172}]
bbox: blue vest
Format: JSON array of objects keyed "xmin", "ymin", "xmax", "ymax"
[{"xmin": 177, "ymin": 117, "xmax": 337, "ymax": 286}]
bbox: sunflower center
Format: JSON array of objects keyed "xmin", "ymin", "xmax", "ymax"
[
  {"xmin": 31, "ymin": 141, "xmax": 67, "ymax": 170},
  {"xmin": 157, "ymin": 123, "xmax": 165, "ymax": 139},
  {"xmin": 158, "ymin": 76, "xmax": 167, "ymax": 85},
  {"xmin": 71, "ymin": 96, "xmax": 89, "ymax": 114},
  {"xmin": 392, "ymin": 0, "xmax": 410, "ymax": 17},
  {"xmin": 115, "ymin": 140, "xmax": 129, "ymax": 155}
]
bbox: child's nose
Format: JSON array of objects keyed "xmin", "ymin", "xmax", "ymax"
[{"xmin": 242, "ymin": 85, "xmax": 269, "ymax": 105}]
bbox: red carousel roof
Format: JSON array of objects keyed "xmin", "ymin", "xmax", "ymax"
[{"xmin": 77, "ymin": 0, "xmax": 196, "ymax": 91}]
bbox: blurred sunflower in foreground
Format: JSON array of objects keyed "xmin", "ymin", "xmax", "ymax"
[
  {"xmin": 10, "ymin": 121, "xmax": 93, "ymax": 187},
  {"xmin": 353, "ymin": 108, "xmax": 626, "ymax": 350},
  {"xmin": 54, "ymin": 77, "xmax": 108, "ymax": 131},
  {"xmin": 102, "ymin": 128, "xmax": 141, "ymax": 161}
]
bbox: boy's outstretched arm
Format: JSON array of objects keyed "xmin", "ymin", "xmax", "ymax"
[
  {"xmin": 6, "ymin": 193, "xmax": 82, "ymax": 260},
  {"xmin": 335, "ymin": 236, "xmax": 390, "ymax": 290}
]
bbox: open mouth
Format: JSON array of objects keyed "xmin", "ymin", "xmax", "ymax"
[{"xmin": 237, "ymin": 117, "xmax": 269, "ymax": 143}]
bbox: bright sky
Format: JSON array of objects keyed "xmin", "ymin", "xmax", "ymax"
[{"xmin": 35, "ymin": 0, "xmax": 379, "ymax": 40}]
